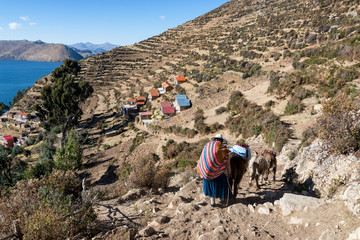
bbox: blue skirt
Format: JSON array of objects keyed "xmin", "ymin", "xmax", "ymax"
[{"xmin": 203, "ymin": 173, "xmax": 232, "ymax": 200}]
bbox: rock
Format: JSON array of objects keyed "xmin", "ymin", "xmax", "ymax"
[
  {"xmin": 258, "ymin": 205, "xmax": 270, "ymax": 215},
  {"xmin": 346, "ymin": 11, "xmax": 358, "ymax": 17},
  {"xmin": 152, "ymin": 207, "xmax": 160, "ymax": 213},
  {"xmin": 175, "ymin": 203, "xmax": 200, "ymax": 216},
  {"xmin": 157, "ymin": 216, "xmax": 170, "ymax": 224},
  {"xmin": 289, "ymin": 217, "xmax": 303, "ymax": 225},
  {"xmin": 148, "ymin": 220, "xmax": 160, "ymax": 228},
  {"xmin": 227, "ymin": 204, "xmax": 248, "ymax": 215},
  {"xmin": 340, "ymin": 183, "xmax": 360, "ymax": 217},
  {"xmin": 279, "ymin": 193, "xmax": 324, "ymax": 216},
  {"xmin": 118, "ymin": 189, "xmax": 145, "ymax": 202},
  {"xmin": 264, "ymin": 202, "xmax": 274, "ymax": 209},
  {"xmin": 248, "ymin": 204, "xmax": 255, "ymax": 213},
  {"xmin": 347, "ymin": 227, "xmax": 360, "ymax": 240},
  {"xmin": 139, "ymin": 226, "xmax": 155, "ymax": 237},
  {"xmin": 194, "ymin": 201, "xmax": 207, "ymax": 206},
  {"xmin": 319, "ymin": 229, "xmax": 336, "ymax": 240}
]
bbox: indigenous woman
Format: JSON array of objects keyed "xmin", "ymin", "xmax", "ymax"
[{"xmin": 197, "ymin": 134, "xmax": 232, "ymax": 206}]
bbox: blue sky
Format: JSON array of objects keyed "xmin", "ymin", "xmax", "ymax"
[{"xmin": 0, "ymin": 0, "xmax": 229, "ymax": 46}]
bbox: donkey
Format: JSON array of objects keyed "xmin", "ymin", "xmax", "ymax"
[
  {"xmin": 249, "ymin": 150, "xmax": 277, "ymax": 189},
  {"xmin": 226, "ymin": 152, "xmax": 249, "ymax": 199}
]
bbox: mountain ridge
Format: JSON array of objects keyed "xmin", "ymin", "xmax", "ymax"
[{"xmin": 0, "ymin": 40, "xmax": 83, "ymax": 62}]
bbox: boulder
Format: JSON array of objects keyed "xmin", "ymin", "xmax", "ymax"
[
  {"xmin": 279, "ymin": 193, "xmax": 324, "ymax": 216},
  {"xmin": 118, "ymin": 189, "xmax": 145, "ymax": 203},
  {"xmin": 258, "ymin": 205, "xmax": 270, "ymax": 215},
  {"xmin": 347, "ymin": 227, "xmax": 360, "ymax": 240},
  {"xmin": 138, "ymin": 226, "xmax": 155, "ymax": 237},
  {"xmin": 339, "ymin": 183, "xmax": 360, "ymax": 217}
]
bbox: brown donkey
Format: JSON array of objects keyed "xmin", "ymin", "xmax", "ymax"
[
  {"xmin": 249, "ymin": 150, "xmax": 277, "ymax": 189},
  {"xmin": 227, "ymin": 152, "xmax": 249, "ymax": 198}
]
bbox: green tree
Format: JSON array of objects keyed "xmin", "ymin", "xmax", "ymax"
[
  {"xmin": 0, "ymin": 102, "xmax": 9, "ymax": 114},
  {"xmin": 35, "ymin": 60, "xmax": 93, "ymax": 148},
  {"xmin": 55, "ymin": 130, "xmax": 83, "ymax": 171},
  {"xmin": 26, "ymin": 131, "xmax": 57, "ymax": 178},
  {"xmin": 0, "ymin": 145, "xmax": 30, "ymax": 186},
  {"xmin": 10, "ymin": 87, "xmax": 30, "ymax": 107}
]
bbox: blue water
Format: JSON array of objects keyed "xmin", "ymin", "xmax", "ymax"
[{"xmin": 0, "ymin": 60, "xmax": 62, "ymax": 105}]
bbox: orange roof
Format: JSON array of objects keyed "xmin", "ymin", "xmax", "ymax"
[
  {"xmin": 137, "ymin": 96, "xmax": 146, "ymax": 101},
  {"xmin": 128, "ymin": 98, "xmax": 136, "ymax": 102},
  {"xmin": 136, "ymin": 101, "xmax": 145, "ymax": 105},
  {"xmin": 175, "ymin": 76, "xmax": 186, "ymax": 82},
  {"xmin": 162, "ymin": 81, "xmax": 171, "ymax": 88},
  {"xmin": 150, "ymin": 88, "xmax": 160, "ymax": 97}
]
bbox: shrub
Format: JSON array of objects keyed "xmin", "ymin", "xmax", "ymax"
[
  {"xmin": 55, "ymin": 130, "xmax": 83, "ymax": 171},
  {"xmin": 127, "ymin": 154, "xmax": 170, "ymax": 189},
  {"xmin": 0, "ymin": 171, "xmax": 96, "ymax": 239},
  {"xmin": 265, "ymin": 100, "xmax": 275, "ymax": 107},
  {"xmin": 289, "ymin": 151, "xmax": 297, "ymax": 160},
  {"xmin": 317, "ymin": 94, "xmax": 360, "ymax": 154},
  {"xmin": 215, "ymin": 106, "xmax": 227, "ymax": 115}
]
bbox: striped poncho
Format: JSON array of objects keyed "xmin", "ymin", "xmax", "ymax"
[{"xmin": 197, "ymin": 141, "xmax": 231, "ymax": 180}]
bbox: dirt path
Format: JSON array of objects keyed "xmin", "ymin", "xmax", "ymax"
[{"xmin": 93, "ymin": 165, "xmax": 360, "ymax": 239}]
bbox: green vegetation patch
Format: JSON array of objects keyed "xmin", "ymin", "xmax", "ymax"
[{"xmin": 225, "ymin": 91, "xmax": 291, "ymax": 152}]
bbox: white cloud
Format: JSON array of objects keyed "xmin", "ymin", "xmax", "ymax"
[
  {"xmin": 159, "ymin": 16, "xmax": 166, "ymax": 20},
  {"xmin": 0, "ymin": 27, "xmax": 3, "ymax": 31},
  {"xmin": 9, "ymin": 22, "xmax": 22, "ymax": 30},
  {"xmin": 29, "ymin": 22, "xmax": 36, "ymax": 26},
  {"xmin": 20, "ymin": 16, "xmax": 29, "ymax": 21}
]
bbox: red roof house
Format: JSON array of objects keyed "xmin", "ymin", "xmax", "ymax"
[
  {"xmin": 137, "ymin": 96, "xmax": 146, "ymax": 102},
  {"xmin": 161, "ymin": 81, "xmax": 173, "ymax": 92},
  {"xmin": 139, "ymin": 111, "xmax": 153, "ymax": 120},
  {"xmin": 174, "ymin": 76, "xmax": 187, "ymax": 85},
  {"xmin": 160, "ymin": 102, "xmax": 172, "ymax": 108},
  {"xmin": 162, "ymin": 106, "xmax": 176, "ymax": 116},
  {"xmin": 128, "ymin": 98, "xmax": 137, "ymax": 105},
  {"xmin": 3, "ymin": 135, "xmax": 14, "ymax": 147},
  {"xmin": 136, "ymin": 96, "xmax": 146, "ymax": 106},
  {"xmin": 149, "ymin": 89, "xmax": 160, "ymax": 101}
]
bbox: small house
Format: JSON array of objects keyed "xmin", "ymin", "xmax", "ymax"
[
  {"xmin": 162, "ymin": 106, "xmax": 176, "ymax": 116},
  {"xmin": 14, "ymin": 113, "xmax": 29, "ymax": 121},
  {"xmin": 105, "ymin": 130, "xmax": 118, "ymax": 138},
  {"xmin": 159, "ymin": 81, "xmax": 173, "ymax": 94},
  {"xmin": 174, "ymin": 95, "xmax": 191, "ymax": 111},
  {"xmin": 128, "ymin": 98, "xmax": 137, "ymax": 105},
  {"xmin": 136, "ymin": 96, "xmax": 146, "ymax": 107},
  {"xmin": 160, "ymin": 102, "xmax": 175, "ymax": 116},
  {"xmin": 3, "ymin": 135, "xmax": 14, "ymax": 147},
  {"xmin": 121, "ymin": 104, "xmax": 138, "ymax": 115},
  {"xmin": 174, "ymin": 76, "xmax": 187, "ymax": 86},
  {"xmin": 139, "ymin": 111, "xmax": 153, "ymax": 120},
  {"xmin": 149, "ymin": 88, "xmax": 160, "ymax": 101}
]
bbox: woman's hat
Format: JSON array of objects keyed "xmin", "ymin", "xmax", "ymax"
[{"xmin": 211, "ymin": 134, "xmax": 227, "ymax": 143}]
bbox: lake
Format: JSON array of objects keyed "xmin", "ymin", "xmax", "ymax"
[{"xmin": 0, "ymin": 60, "xmax": 62, "ymax": 105}]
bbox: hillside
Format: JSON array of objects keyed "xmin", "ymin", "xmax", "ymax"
[
  {"xmin": 5, "ymin": 0, "xmax": 360, "ymax": 239},
  {"xmin": 0, "ymin": 40, "xmax": 83, "ymax": 62}
]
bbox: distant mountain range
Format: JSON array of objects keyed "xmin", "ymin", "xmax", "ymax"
[
  {"xmin": 0, "ymin": 40, "xmax": 119, "ymax": 62},
  {"xmin": 67, "ymin": 42, "xmax": 119, "ymax": 58},
  {"xmin": 0, "ymin": 40, "xmax": 83, "ymax": 62}
]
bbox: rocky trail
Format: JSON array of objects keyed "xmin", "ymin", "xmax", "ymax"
[{"xmin": 92, "ymin": 165, "xmax": 360, "ymax": 240}]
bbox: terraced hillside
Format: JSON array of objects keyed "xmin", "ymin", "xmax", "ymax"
[{"xmin": 7, "ymin": 0, "xmax": 360, "ymax": 238}]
